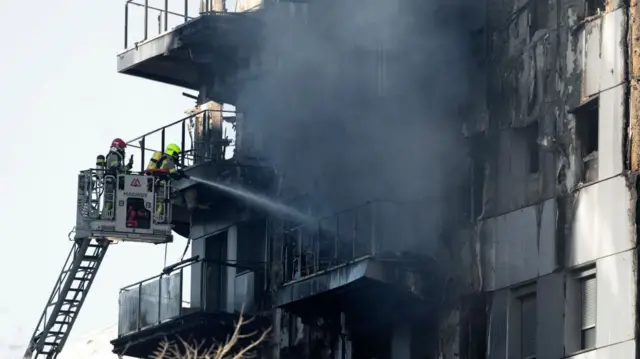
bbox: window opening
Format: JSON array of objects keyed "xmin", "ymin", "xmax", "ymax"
[
  {"xmin": 580, "ymin": 274, "xmax": 597, "ymax": 350},
  {"xmin": 126, "ymin": 198, "xmax": 150, "ymax": 229},
  {"xmin": 520, "ymin": 293, "xmax": 537, "ymax": 359}
]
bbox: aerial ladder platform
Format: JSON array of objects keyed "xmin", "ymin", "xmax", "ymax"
[{"xmin": 23, "ymin": 168, "xmax": 175, "ymax": 359}]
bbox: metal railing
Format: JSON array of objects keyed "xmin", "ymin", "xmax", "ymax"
[
  {"xmin": 117, "ymin": 257, "xmax": 260, "ymax": 336},
  {"xmin": 281, "ymin": 200, "xmax": 435, "ymax": 283},
  {"xmin": 117, "ymin": 258, "xmax": 187, "ymax": 337},
  {"xmin": 126, "ymin": 109, "xmax": 234, "ymax": 172},
  {"xmin": 123, "ymin": 0, "xmax": 229, "ymax": 49}
]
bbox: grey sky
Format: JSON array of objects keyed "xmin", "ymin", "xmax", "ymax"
[{"xmin": 0, "ymin": 0, "xmax": 239, "ymax": 357}]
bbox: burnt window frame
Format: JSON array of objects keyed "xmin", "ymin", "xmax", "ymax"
[
  {"xmin": 517, "ymin": 121, "xmax": 541, "ymax": 175},
  {"xmin": 585, "ymin": 0, "xmax": 606, "ymax": 17},
  {"xmin": 511, "ymin": 283, "xmax": 538, "ymax": 359},
  {"xmin": 574, "ymin": 97, "xmax": 599, "ymax": 160},
  {"xmin": 572, "ymin": 96, "xmax": 599, "ymax": 182}
]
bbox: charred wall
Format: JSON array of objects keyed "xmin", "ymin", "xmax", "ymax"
[
  {"xmin": 188, "ymin": 0, "xmax": 640, "ymax": 357},
  {"xmin": 447, "ymin": 0, "xmax": 640, "ymax": 358}
]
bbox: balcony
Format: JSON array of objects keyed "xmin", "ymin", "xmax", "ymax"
[
  {"xmin": 111, "ymin": 257, "xmax": 269, "ymax": 358},
  {"xmin": 118, "ymin": 0, "xmax": 261, "ymax": 101},
  {"xmin": 274, "ymin": 201, "xmax": 443, "ymax": 330},
  {"xmin": 126, "ymin": 107, "xmax": 276, "ymax": 237}
]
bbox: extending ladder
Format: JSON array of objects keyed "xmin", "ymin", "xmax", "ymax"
[{"xmin": 23, "ymin": 238, "xmax": 110, "ymax": 359}]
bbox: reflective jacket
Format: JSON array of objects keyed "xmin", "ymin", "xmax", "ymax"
[
  {"xmin": 105, "ymin": 150, "xmax": 123, "ymax": 170},
  {"xmin": 105, "ymin": 150, "xmax": 132, "ymax": 173},
  {"xmin": 157, "ymin": 155, "xmax": 178, "ymax": 174}
]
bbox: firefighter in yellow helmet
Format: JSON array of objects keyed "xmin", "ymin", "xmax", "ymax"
[
  {"xmin": 148, "ymin": 143, "xmax": 183, "ymax": 220},
  {"xmin": 147, "ymin": 143, "xmax": 181, "ymax": 174}
]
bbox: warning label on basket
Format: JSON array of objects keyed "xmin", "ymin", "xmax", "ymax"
[{"xmin": 130, "ymin": 178, "xmax": 141, "ymax": 187}]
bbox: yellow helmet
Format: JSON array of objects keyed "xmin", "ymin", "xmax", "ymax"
[{"xmin": 165, "ymin": 143, "xmax": 181, "ymax": 157}]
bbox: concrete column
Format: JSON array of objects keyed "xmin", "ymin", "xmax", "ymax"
[
  {"xmin": 190, "ymin": 229, "xmax": 226, "ymax": 312},
  {"xmin": 190, "ymin": 238, "xmax": 205, "ymax": 309},
  {"xmin": 334, "ymin": 313, "xmax": 352, "ymax": 359},
  {"xmin": 391, "ymin": 323, "xmax": 411, "ymax": 359},
  {"xmin": 226, "ymin": 225, "xmax": 238, "ymax": 312},
  {"xmin": 271, "ymin": 309, "xmax": 282, "ymax": 359}
]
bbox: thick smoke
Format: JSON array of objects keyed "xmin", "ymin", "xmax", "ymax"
[{"xmin": 237, "ymin": 0, "xmax": 480, "ymax": 252}]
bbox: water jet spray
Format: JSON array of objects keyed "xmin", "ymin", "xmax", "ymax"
[{"xmin": 188, "ymin": 176, "xmax": 314, "ymax": 224}]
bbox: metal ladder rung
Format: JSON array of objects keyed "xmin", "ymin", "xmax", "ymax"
[
  {"xmin": 24, "ymin": 237, "xmax": 110, "ymax": 359},
  {"xmin": 62, "ymin": 299, "xmax": 80, "ymax": 304}
]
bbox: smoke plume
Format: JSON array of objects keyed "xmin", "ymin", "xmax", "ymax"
[{"xmin": 236, "ymin": 0, "xmax": 481, "ymax": 252}]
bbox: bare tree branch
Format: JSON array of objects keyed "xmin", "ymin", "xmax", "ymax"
[{"xmin": 142, "ymin": 311, "xmax": 271, "ymax": 359}]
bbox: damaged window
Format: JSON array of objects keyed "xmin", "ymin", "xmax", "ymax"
[
  {"xmin": 512, "ymin": 284, "xmax": 537, "ymax": 359},
  {"xmin": 520, "ymin": 293, "xmax": 537, "ymax": 359},
  {"xmin": 528, "ymin": 0, "xmax": 549, "ymax": 42},
  {"xmin": 586, "ymin": 0, "xmax": 606, "ymax": 17},
  {"xmin": 575, "ymin": 97, "xmax": 599, "ymax": 182},
  {"xmin": 459, "ymin": 295, "xmax": 488, "ymax": 359},
  {"xmin": 576, "ymin": 100, "xmax": 599, "ymax": 157}
]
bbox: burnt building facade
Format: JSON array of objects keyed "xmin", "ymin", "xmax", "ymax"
[{"xmin": 110, "ymin": 1, "xmax": 639, "ymax": 359}]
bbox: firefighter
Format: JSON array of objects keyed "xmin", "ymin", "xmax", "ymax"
[
  {"xmin": 96, "ymin": 138, "xmax": 132, "ymax": 178},
  {"xmin": 105, "ymin": 138, "xmax": 133, "ymax": 173},
  {"xmin": 146, "ymin": 143, "xmax": 181, "ymax": 175},
  {"xmin": 150, "ymin": 143, "xmax": 183, "ymax": 220},
  {"xmin": 100, "ymin": 138, "xmax": 133, "ymax": 216}
]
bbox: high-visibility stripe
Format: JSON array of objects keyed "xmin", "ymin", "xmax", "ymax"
[
  {"xmin": 156, "ymin": 155, "xmax": 168, "ymax": 169},
  {"xmin": 96, "ymin": 155, "xmax": 105, "ymax": 167}
]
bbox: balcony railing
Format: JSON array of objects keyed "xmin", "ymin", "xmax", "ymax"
[
  {"xmin": 117, "ymin": 258, "xmax": 189, "ymax": 337},
  {"xmin": 117, "ymin": 257, "xmax": 261, "ymax": 337},
  {"xmin": 126, "ymin": 109, "xmax": 234, "ymax": 172},
  {"xmin": 281, "ymin": 200, "xmax": 435, "ymax": 283},
  {"xmin": 123, "ymin": 0, "xmax": 232, "ymax": 49}
]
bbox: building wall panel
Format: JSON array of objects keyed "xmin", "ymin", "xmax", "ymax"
[
  {"xmin": 581, "ymin": 8, "xmax": 626, "ymax": 99},
  {"xmin": 487, "ymin": 289, "xmax": 509, "ymax": 359},
  {"xmin": 488, "ymin": 273, "xmax": 564, "ymax": 359},
  {"xmin": 481, "ymin": 198, "xmax": 556, "ymax": 291},
  {"xmin": 595, "ymin": 250, "xmax": 636, "ymax": 348},
  {"xmin": 566, "ymin": 339, "xmax": 635, "ymax": 359},
  {"xmin": 598, "ymin": 84, "xmax": 626, "ymax": 179},
  {"xmin": 536, "ymin": 273, "xmax": 565, "ymax": 359},
  {"xmin": 568, "ymin": 176, "xmax": 634, "ymax": 266}
]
